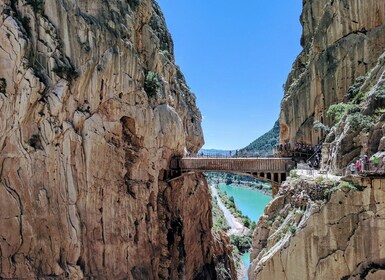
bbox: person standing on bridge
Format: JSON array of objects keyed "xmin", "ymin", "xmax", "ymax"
[
  {"xmin": 371, "ymin": 155, "xmax": 379, "ymax": 171},
  {"xmin": 350, "ymin": 162, "xmax": 356, "ymax": 175},
  {"xmin": 356, "ymin": 160, "xmax": 361, "ymax": 174},
  {"xmin": 381, "ymin": 155, "xmax": 385, "ymax": 172}
]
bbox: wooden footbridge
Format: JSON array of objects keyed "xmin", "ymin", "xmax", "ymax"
[{"xmin": 169, "ymin": 157, "xmax": 296, "ymax": 195}]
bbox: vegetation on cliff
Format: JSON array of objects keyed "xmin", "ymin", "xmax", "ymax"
[
  {"xmin": 316, "ymin": 52, "xmax": 385, "ymax": 171},
  {"xmin": 211, "ymin": 196, "xmax": 230, "ymax": 233},
  {"xmin": 249, "ymin": 172, "xmax": 384, "ymax": 279},
  {"xmin": 238, "ymin": 120, "xmax": 279, "ymax": 157}
]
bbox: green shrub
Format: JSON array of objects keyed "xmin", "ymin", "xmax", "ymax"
[
  {"xmin": 347, "ymin": 112, "xmax": 374, "ymax": 132},
  {"xmin": 144, "ymin": 71, "xmax": 161, "ymax": 97},
  {"xmin": 159, "ymin": 49, "xmax": 171, "ymax": 60},
  {"xmin": 347, "ymin": 76, "xmax": 366, "ymax": 101},
  {"xmin": 230, "ymin": 234, "xmax": 252, "ymax": 253},
  {"xmin": 313, "ymin": 120, "xmax": 330, "ymax": 132},
  {"xmin": 288, "ymin": 225, "xmax": 297, "ymax": 234},
  {"xmin": 339, "ymin": 181, "xmax": 359, "ymax": 191},
  {"xmin": 211, "ymin": 195, "xmax": 229, "ymax": 233},
  {"xmin": 242, "ymin": 216, "xmax": 252, "ymax": 228},
  {"xmin": 316, "ymin": 176, "xmax": 325, "ymax": 184},
  {"xmin": 373, "ymin": 84, "xmax": 385, "ymax": 109},
  {"xmin": 290, "ymin": 170, "xmax": 298, "ymax": 178},
  {"xmin": 351, "ymin": 91, "xmax": 367, "ymax": 104},
  {"xmin": 324, "ymin": 185, "xmax": 340, "ymax": 196},
  {"xmin": 327, "ymin": 103, "xmax": 353, "ymax": 123},
  {"xmin": 375, "ymin": 108, "xmax": 385, "ymax": 115}
]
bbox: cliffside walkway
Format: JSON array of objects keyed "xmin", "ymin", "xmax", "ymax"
[{"xmin": 169, "ymin": 157, "xmax": 295, "ymax": 195}]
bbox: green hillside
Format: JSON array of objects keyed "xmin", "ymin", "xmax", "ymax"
[{"xmin": 238, "ymin": 120, "xmax": 279, "ymax": 157}]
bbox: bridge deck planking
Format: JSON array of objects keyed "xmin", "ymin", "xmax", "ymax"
[
  {"xmin": 179, "ymin": 158, "xmax": 292, "ymax": 173},
  {"xmin": 169, "ymin": 157, "xmax": 295, "ymax": 196}
]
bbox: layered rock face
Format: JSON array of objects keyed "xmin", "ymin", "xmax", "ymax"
[
  {"xmin": 0, "ymin": 0, "xmax": 234, "ymax": 278},
  {"xmin": 250, "ymin": 1, "xmax": 385, "ymax": 279},
  {"xmin": 249, "ymin": 177, "xmax": 385, "ymax": 279},
  {"xmin": 280, "ymin": 0, "xmax": 385, "ymax": 145},
  {"xmin": 321, "ymin": 51, "xmax": 385, "ymax": 171}
]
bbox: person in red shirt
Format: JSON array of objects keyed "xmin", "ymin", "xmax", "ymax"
[{"xmin": 356, "ymin": 160, "xmax": 361, "ymax": 174}]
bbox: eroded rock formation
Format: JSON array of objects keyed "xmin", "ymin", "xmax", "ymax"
[
  {"xmin": 280, "ymin": 0, "xmax": 385, "ymax": 145},
  {"xmin": 250, "ymin": 1, "xmax": 385, "ymax": 279},
  {"xmin": 249, "ymin": 177, "xmax": 385, "ymax": 279},
  {"xmin": 321, "ymin": 51, "xmax": 385, "ymax": 171},
  {"xmin": 0, "ymin": 0, "xmax": 235, "ymax": 278}
]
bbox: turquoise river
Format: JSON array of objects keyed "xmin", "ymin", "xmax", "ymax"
[{"xmin": 218, "ymin": 183, "xmax": 272, "ymax": 279}]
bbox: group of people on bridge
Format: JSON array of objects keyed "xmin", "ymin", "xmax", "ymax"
[
  {"xmin": 349, "ymin": 152, "xmax": 385, "ymax": 175},
  {"xmin": 276, "ymin": 142, "xmax": 322, "ymax": 155}
]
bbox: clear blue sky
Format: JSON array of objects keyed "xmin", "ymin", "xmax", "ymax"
[{"xmin": 157, "ymin": 1, "xmax": 303, "ymax": 150}]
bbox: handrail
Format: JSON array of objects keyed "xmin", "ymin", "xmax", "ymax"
[{"xmin": 306, "ymin": 145, "xmax": 322, "ymax": 163}]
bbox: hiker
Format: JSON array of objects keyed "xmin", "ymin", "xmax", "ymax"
[
  {"xmin": 360, "ymin": 158, "xmax": 365, "ymax": 172},
  {"xmin": 371, "ymin": 155, "xmax": 379, "ymax": 170},
  {"xmin": 382, "ymin": 155, "xmax": 385, "ymax": 172},
  {"xmin": 362, "ymin": 155, "xmax": 368, "ymax": 171},
  {"xmin": 350, "ymin": 163, "xmax": 356, "ymax": 175},
  {"xmin": 356, "ymin": 160, "xmax": 361, "ymax": 173}
]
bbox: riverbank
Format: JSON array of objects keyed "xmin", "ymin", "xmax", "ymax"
[
  {"xmin": 209, "ymin": 177, "xmax": 272, "ymax": 280},
  {"xmin": 205, "ymin": 172, "xmax": 272, "ymax": 196},
  {"xmin": 210, "ymin": 185, "xmax": 247, "ymax": 236},
  {"xmin": 210, "ymin": 184, "xmax": 248, "ymax": 279}
]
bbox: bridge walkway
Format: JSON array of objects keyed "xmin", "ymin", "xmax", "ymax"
[{"xmin": 169, "ymin": 157, "xmax": 295, "ymax": 195}]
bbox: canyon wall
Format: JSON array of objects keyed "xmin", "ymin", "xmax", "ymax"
[
  {"xmin": 249, "ymin": 177, "xmax": 385, "ymax": 279},
  {"xmin": 249, "ymin": 1, "xmax": 385, "ymax": 279},
  {"xmin": 0, "ymin": 0, "xmax": 235, "ymax": 278},
  {"xmin": 321, "ymin": 50, "xmax": 385, "ymax": 171},
  {"xmin": 280, "ymin": 0, "xmax": 385, "ymax": 146}
]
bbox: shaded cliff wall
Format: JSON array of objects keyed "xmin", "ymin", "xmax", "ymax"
[
  {"xmin": 249, "ymin": 177, "xmax": 385, "ymax": 279},
  {"xmin": 280, "ymin": 0, "xmax": 385, "ymax": 145},
  {"xmin": 0, "ymin": 0, "xmax": 235, "ymax": 278}
]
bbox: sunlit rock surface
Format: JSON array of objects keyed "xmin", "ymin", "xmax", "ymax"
[
  {"xmin": 249, "ymin": 177, "xmax": 385, "ymax": 280},
  {"xmin": 280, "ymin": 0, "xmax": 385, "ymax": 145},
  {"xmin": 250, "ymin": 0, "xmax": 385, "ymax": 279},
  {"xmin": 0, "ymin": 0, "xmax": 235, "ymax": 278}
]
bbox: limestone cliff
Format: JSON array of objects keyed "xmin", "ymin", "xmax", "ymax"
[
  {"xmin": 321, "ymin": 50, "xmax": 385, "ymax": 171},
  {"xmin": 0, "ymin": 0, "xmax": 235, "ymax": 278},
  {"xmin": 280, "ymin": 0, "xmax": 385, "ymax": 145},
  {"xmin": 249, "ymin": 176, "xmax": 385, "ymax": 279},
  {"xmin": 249, "ymin": 1, "xmax": 385, "ymax": 279}
]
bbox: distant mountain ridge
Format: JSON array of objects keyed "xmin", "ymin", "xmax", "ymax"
[
  {"xmin": 200, "ymin": 121, "xmax": 279, "ymax": 157},
  {"xmin": 199, "ymin": 149, "xmax": 235, "ymax": 156},
  {"xmin": 238, "ymin": 120, "xmax": 279, "ymax": 157}
]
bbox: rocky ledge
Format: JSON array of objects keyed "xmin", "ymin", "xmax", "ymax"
[{"xmin": 249, "ymin": 175, "xmax": 385, "ymax": 279}]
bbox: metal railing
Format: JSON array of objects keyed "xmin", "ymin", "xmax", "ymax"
[{"xmin": 344, "ymin": 163, "xmax": 385, "ymax": 176}]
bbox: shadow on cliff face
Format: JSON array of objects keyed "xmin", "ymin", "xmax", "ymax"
[{"xmin": 121, "ymin": 116, "xmax": 144, "ymax": 199}]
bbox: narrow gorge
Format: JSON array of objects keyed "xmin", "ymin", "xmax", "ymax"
[{"xmin": 2, "ymin": 0, "xmax": 385, "ymax": 279}]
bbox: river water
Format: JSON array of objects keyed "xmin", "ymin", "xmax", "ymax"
[{"xmin": 218, "ymin": 183, "xmax": 272, "ymax": 279}]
